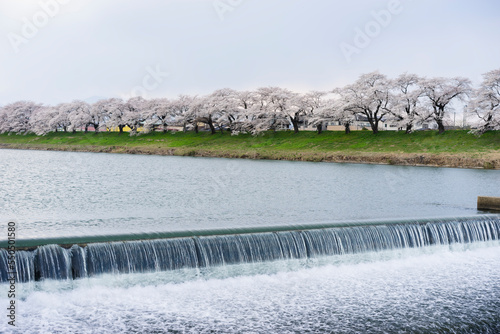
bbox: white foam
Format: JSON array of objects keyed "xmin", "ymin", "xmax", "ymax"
[{"xmin": 2, "ymin": 243, "xmax": 500, "ymax": 333}]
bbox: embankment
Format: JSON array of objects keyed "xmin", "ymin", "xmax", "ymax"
[{"xmin": 0, "ymin": 130, "xmax": 499, "ymax": 169}]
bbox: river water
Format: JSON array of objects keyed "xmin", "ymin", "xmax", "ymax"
[
  {"xmin": 0, "ymin": 149, "xmax": 499, "ymax": 333},
  {"xmin": 1, "ymin": 149, "xmax": 499, "ymax": 238}
]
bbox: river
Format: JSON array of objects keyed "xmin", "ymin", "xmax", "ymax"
[{"xmin": 0, "ymin": 149, "xmax": 499, "ymax": 333}]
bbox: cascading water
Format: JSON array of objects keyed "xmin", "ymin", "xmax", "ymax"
[
  {"xmin": 0, "ymin": 249, "xmax": 34, "ymax": 282},
  {"xmin": 34, "ymin": 244, "xmax": 72, "ymax": 280},
  {"xmin": 86, "ymin": 238, "xmax": 199, "ymax": 276},
  {"xmin": 2, "ymin": 216, "xmax": 499, "ymax": 283}
]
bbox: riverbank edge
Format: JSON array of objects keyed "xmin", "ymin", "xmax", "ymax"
[{"xmin": 1, "ymin": 142, "xmax": 499, "ymax": 169}]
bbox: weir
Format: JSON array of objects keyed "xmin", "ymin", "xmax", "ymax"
[{"xmin": 1, "ymin": 215, "xmax": 499, "ymax": 283}]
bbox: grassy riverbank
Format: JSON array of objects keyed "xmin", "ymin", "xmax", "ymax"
[{"xmin": 1, "ymin": 130, "xmax": 499, "ymax": 169}]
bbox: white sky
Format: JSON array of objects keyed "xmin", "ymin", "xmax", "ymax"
[{"xmin": 0, "ymin": 0, "xmax": 499, "ymax": 105}]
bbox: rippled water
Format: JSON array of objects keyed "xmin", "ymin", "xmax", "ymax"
[{"xmin": 1, "ymin": 149, "xmax": 499, "ymax": 238}]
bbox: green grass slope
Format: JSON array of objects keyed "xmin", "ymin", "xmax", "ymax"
[{"xmin": 1, "ymin": 130, "xmax": 499, "ymax": 168}]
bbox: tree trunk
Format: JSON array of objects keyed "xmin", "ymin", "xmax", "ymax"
[
  {"xmin": 316, "ymin": 123, "xmax": 323, "ymax": 134},
  {"xmin": 437, "ymin": 119, "xmax": 445, "ymax": 134},
  {"xmin": 370, "ymin": 120, "xmax": 379, "ymax": 134},
  {"xmin": 194, "ymin": 124, "xmax": 199, "ymax": 134},
  {"xmin": 344, "ymin": 123, "xmax": 351, "ymax": 134},
  {"xmin": 289, "ymin": 116, "xmax": 299, "ymax": 134},
  {"xmin": 270, "ymin": 117, "xmax": 276, "ymax": 132},
  {"xmin": 484, "ymin": 114, "xmax": 493, "ymax": 130},
  {"xmin": 94, "ymin": 124, "xmax": 99, "ymax": 133},
  {"xmin": 405, "ymin": 123, "xmax": 412, "ymax": 134},
  {"xmin": 208, "ymin": 116, "xmax": 216, "ymax": 135},
  {"xmin": 366, "ymin": 115, "xmax": 378, "ymax": 134},
  {"xmin": 119, "ymin": 125, "xmax": 124, "ymax": 134},
  {"xmin": 369, "ymin": 119, "xmax": 379, "ymax": 134},
  {"xmin": 84, "ymin": 125, "xmax": 88, "ymax": 133}
]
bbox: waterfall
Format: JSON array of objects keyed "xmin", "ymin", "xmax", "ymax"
[
  {"xmin": 35, "ymin": 244, "xmax": 72, "ymax": 280},
  {"xmin": 0, "ymin": 249, "xmax": 35, "ymax": 282},
  {"xmin": 86, "ymin": 238, "xmax": 199, "ymax": 276},
  {"xmin": 1, "ymin": 217, "xmax": 499, "ymax": 283}
]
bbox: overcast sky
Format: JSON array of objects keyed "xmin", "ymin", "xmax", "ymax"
[{"xmin": 0, "ymin": 0, "xmax": 499, "ymax": 105}]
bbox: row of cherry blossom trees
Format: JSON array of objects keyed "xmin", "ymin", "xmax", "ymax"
[{"xmin": 1, "ymin": 70, "xmax": 499, "ymax": 136}]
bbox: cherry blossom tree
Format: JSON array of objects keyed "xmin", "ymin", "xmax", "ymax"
[
  {"xmin": 252, "ymin": 87, "xmax": 293, "ymax": 133},
  {"xmin": 106, "ymin": 97, "xmax": 146, "ymax": 135},
  {"xmin": 299, "ymin": 91, "xmax": 326, "ymax": 134},
  {"xmin": 205, "ymin": 88, "xmax": 239, "ymax": 133},
  {"xmin": 189, "ymin": 95, "xmax": 216, "ymax": 134},
  {"xmin": 66, "ymin": 100, "xmax": 92, "ymax": 132},
  {"xmin": 47, "ymin": 103, "xmax": 73, "ymax": 133},
  {"xmin": 310, "ymin": 90, "xmax": 355, "ymax": 134},
  {"xmin": 0, "ymin": 107, "xmax": 7, "ymax": 133},
  {"xmin": 89, "ymin": 99, "xmax": 114, "ymax": 133},
  {"xmin": 339, "ymin": 72, "xmax": 393, "ymax": 134},
  {"xmin": 270, "ymin": 87, "xmax": 298, "ymax": 132},
  {"xmin": 235, "ymin": 90, "xmax": 256, "ymax": 111},
  {"xmin": 391, "ymin": 73, "xmax": 426, "ymax": 133},
  {"xmin": 229, "ymin": 90, "xmax": 258, "ymax": 134},
  {"xmin": 420, "ymin": 77, "xmax": 472, "ymax": 133},
  {"xmin": 236, "ymin": 89, "xmax": 273, "ymax": 134},
  {"xmin": 144, "ymin": 98, "xmax": 173, "ymax": 133},
  {"xmin": 107, "ymin": 98, "xmax": 127, "ymax": 133},
  {"xmin": 0, "ymin": 101, "xmax": 41, "ymax": 134},
  {"xmin": 123, "ymin": 97, "xmax": 147, "ymax": 134},
  {"xmin": 170, "ymin": 95, "xmax": 197, "ymax": 132},
  {"xmin": 468, "ymin": 69, "xmax": 500, "ymax": 134},
  {"xmin": 309, "ymin": 99, "xmax": 339, "ymax": 133},
  {"xmin": 246, "ymin": 106, "xmax": 274, "ymax": 134},
  {"xmin": 29, "ymin": 106, "xmax": 56, "ymax": 135}
]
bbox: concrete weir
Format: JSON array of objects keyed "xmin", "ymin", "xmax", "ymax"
[
  {"xmin": 478, "ymin": 197, "xmax": 500, "ymax": 211},
  {"xmin": 2, "ymin": 215, "xmax": 500, "ymax": 250},
  {"xmin": 1, "ymin": 215, "xmax": 500, "ymax": 283}
]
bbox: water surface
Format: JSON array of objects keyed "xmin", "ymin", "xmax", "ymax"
[
  {"xmin": 1, "ymin": 149, "xmax": 500, "ymax": 333},
  {"xmin": 1, "ymin": 149, "xmax": 499, "ymax": 238}
]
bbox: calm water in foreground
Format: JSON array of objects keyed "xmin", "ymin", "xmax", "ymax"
[{"xmin": 0, "ymin": 149, "xmax": 499, "ymax": 333}]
